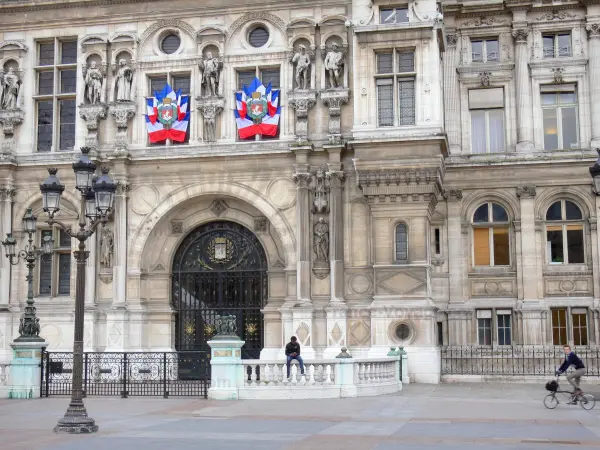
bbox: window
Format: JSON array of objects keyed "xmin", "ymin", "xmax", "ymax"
[
  {"xmin": 395, "ymin": 223, "xmax": 408, "ymax": 263},
  {"xmin": 437, "ymin": 322, "xmax": 443, "ymax": 346},
  {"xmin": 471, "ymin": 38, "xmax": 499, "ymax": 62},
  {"xmin": 541, "ymin": 85, "xmax": 578, "ymax": 150},
  {"xmin": 477, "ymin": 310, "xmax": 492, "ymax": 345},
  {"xmin": 148, "ymin": 73, "xmax": 191, "ymax": 144},
  {"xmin": 380, "ymin": 7, "xmax": 409, "ymax": 24},
  {"xmin": 34, "ymin": 39, "xmax": 77, "ymax": 152},
  {"xmin": 38, "ymin": 229, "xmax": 71, "ymax": 296},
  {"xmin": 160, "ymin": 34, "xmax": 180, "ymax": 54},
  {"xmin": 552, "ymin": 308, "xmax": 568, "ymax": 345},
  {"xmin": 375, "ymin": 50, "xmax": 415, "ymax": 127},
  {"xmin": 572, "ymin": 309, "xmax": 588, "ymax": 346},
  {"xmin": 546, "ymin": 200, "xmax": 584, "ymax": 264},
  {"xmin": 497, "ymin": 310, "xmax": 512, "ymax": 345},
  {"xmin": 472, "ymin": 202, "xmax": 510, "ymax": 266},
  {"xmin": 248, "ymin": 26, "xmax": 269, "ymax": 48},
  {"xmin": 434, "ymin": 228, "xmax": 441, "ymax": 255},
  {"xmin": 235, "ymin": 66, "xmax": 281, "ymax": 140},
  {"xmin": 469, "ymin": 88, "xmax": 505, "ymax": 153},
  {"xmin": 543, "ymin": 33, "xmax": 571, "ymax": 58}
]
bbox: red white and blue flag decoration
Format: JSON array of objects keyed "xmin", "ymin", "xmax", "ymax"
[
  {"xmin": 234, "ymin": 77, "xmax": 280, "ymax": 139},
  {"xmin": 145, "ymin": 84, "xmax": 190, "ymax": 143}
]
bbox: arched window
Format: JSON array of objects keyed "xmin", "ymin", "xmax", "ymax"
[
  {"xmin": 472, "ymin": 202, "xmax": 510, "ymax": 266},
  {"xmin": 545, "ymin": 200, "xmax": 584, "ymax": 264},
  {"xmin": 395, "ymin": 223, "xmax": 408, "ymax": 263}
]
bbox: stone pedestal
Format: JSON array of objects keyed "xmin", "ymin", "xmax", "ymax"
[
  {"xmin": 323, "ymin": 305, "xmax": 347, "ymax": 358},
  {"xmin": 196, "ymin": 96, "xmax": 225, "ymax": 143},
  {"xmin": 287, "ymin": 90, "xmax": 317, "ymax": 144},
  {"xmin": 320, "ymin": 88, "xmax": 349, "ymax": 145},
  {"xmin": 0, "ymin": 108, "xmax": 24, "ymax": 160},
  {"xmin": 336, "ymin": 358, "xmax": 357, "ymax": 398},
  {"xmin": 8, "ymin": 341, "xmax": 46, "ymax": 399},
  {"xmin": 207, "ymin": 338, "xmax": 245, "ymax": 400},
  {"xmin": 108, "ymin": 101, "xmax": 136, "ymax": 153},
  {"xmin": 79, "ymin": 103, "xmax": 108, "ymax": 151}
]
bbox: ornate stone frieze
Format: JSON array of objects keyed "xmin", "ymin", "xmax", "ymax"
[
  {"xmin": 196, "ymin": 96, "xmax": 225, "ymax": 143},
  {"xmin": 443, "ymin": 189, "xmax": 463, "ymax": 201},
  {"xmin": 79, "ymin": 103, "xmax": 108, "ymax": 151},
  {"xmin": 586, "ymin": 23, "xmax": 600, "ymax": 38},
  {"xmin": 326, "ymin": 169, "xmax": 345, "ymax": 189},
  {"xmin": 311, "ymin": 167, "xmax": 329, "ymax": 214},
  {"xmin": 320, "ymin": 88, "xmax": 349, "ymax": 145},
  {"xmin": 512, "ymin": 28, "xmax": 529, "ymax": 43},
  {"xmin": 108, "ymin": 101, "xmax": 136, "ymax": 153},
  {"xmin": 516, "ymin": 185, "xmax": 536, "ymax": 198},
  {"xmin": 536, "ymin": 10, "xmax": 577, "ymax": 22},
  {"xmin": 287, "ymin": 90, "xmax": 317, "ymax": 144},
  {"xmin": 463, "ymin": 16, "xmax": 507, "ymax": 28}
]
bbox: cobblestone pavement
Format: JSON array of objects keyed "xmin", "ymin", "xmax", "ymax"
[{"xmin": 1, "ymin": 383, "xmax": 600, "ymax": 449}]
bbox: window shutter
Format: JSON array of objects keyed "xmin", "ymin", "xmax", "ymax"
[{"xmin": 473, "ymin": 228, "xmax": 490, "ymax": 265}]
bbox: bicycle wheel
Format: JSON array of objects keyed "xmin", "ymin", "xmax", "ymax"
[
  {"xmin": 579, "ymin": 394, "xmax": 595, "ymax": 411},
  {"xmin": 544, "ymin": 393, "xmax": 559, "ymax": 409}
]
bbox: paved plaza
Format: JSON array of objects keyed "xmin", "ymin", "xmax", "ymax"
[{"xmin": 1, "ymin": 383, "xmax": 600, "ymax": 449}]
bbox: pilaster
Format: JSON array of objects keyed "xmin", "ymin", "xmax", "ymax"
[
  {"xmin": 326, "ymin": 161, "xmax": 345, "ymax": 304},
  {"xmin": 108, "ymin": 101, "xmax": 136, "ymax": 154},
  {"xmin": 516, "ymin": 185, "xmax": 539, "ymax": 301},
  {"xmin": 443, "ymin": 32, "xmax": 461, "ymax": 154},
  {"xmin": 320, "ymin": 89, "xmax": 349, "ymax": 145},
  {"xmin": 512, "ymin": 26, "xmax": 535, "ymax": 152},
  {"xmin": 292, "ymin": 152, "xmax": 312, "ymax": 305},
  {"xmin": 0, "ymin": 186, "xmax": 14, "ymax": 310},
  {"xmin": 287, "ymin": 90, "xmax": 317, "ymax": 145},
  {"xmin": 0, "ymin": 109, "xmax": 24, "ymax": 161},
  {"xmin": 78, "ymin": 103, "xmax": 108, "ymax": 152},
  {"xmin": 587, "ymin": 22, "xmax": 600, "ymax": 148},
  {"xmin": 195, "ymin": 96, "xmax": 225, "ymax": 143},
  {"xmin": 444, "ymin": 189, "xmax": 464, "ymax": 304}
]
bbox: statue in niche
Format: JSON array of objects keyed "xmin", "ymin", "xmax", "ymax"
[
  {"xmin": 324, "ymin": 43, "xmax": 345, "ymax": 89},
  {"xmin": 199, "ymin": 52, "xmax": 223, "ymax": 97},
  {"xmin": 1, "ymin": 68, "xmax": 21, "ymax": 109},
  {"xmin": 83, "ymin": 61, "xmax": 105, "ymax": 105},
  {"xmin": 100, "ymin": 226, "xmax": 114, "ymax": 268},
  {"xmin": 115, "ymin": 59, "xmax": 133, "ymax": 102},
  {"xmin": 290, "ymin": 44, "xmax": 311, "ymax": 90},
  {"xmin": 314, "ymin": 218, "xmax": 330, "ymax": 262}
]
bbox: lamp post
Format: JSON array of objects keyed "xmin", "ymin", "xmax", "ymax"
[
  {"xmin": 590, "ymin": 149, "xmax": 600, "ymax": 195},
  {"xmin": 40, "ymin": 147, "xmax": 116, "ymax": 434},
  {"xmin": 1, "ymin": 208, "xmax": 54, "ymax": 342}
]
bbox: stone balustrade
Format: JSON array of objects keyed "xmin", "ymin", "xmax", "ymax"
[{"xmin": 0, "ymin": 362, "xmax": 10, "ymax": 397}]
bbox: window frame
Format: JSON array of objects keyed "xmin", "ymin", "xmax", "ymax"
[
  {"xmin": 34, "ymin": 38, "xmax": 78, "ymax": 153},
  {"xmin": 496, "ymin": 310, "xmax": 512, "ymax": 346},
  {"xmin": 551, "ymin": 307, "xmax": 589, "ymax": 346},
  {"xmin": 470, "ymin": 108, "xmax": 505, "ymax": 154},
  {"xmin": 543, "ymin": 32, "xmax": 572, "ymax": 59},
  {"xmin": 374, "ymin": 49, "xmax": 416, "ymax": 128},
  {"xmin": 471, "ymin": 38, "xmax": 499, "ymax": 63},
  {"xmin": 394, "ymin": 222, "xmax": 408, "ymax": 264},
  {"xmin": 379, "ymin": 6, "xmax": 409, "ymax": 25},
  {"xmin": 541, "ymin": 85, "xmax": 579, "ymax": 151},
  {"xmin": 37, "ymin": 227, "xmax": 72, "ymax": 297},
  {"xmin": 471, "ymin": 202, "xmax": 511, "ymax": 267},
  {"xmin": 545, "ymin": 200, "xmax": 585, "ymax": 265},
  {"xmin": 476, "ymin": 310, "xmax": 493, "ymax": 346}
]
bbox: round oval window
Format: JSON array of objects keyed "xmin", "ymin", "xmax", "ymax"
[
  {"xmin": 248, "ymin": 26, "xmax": 269, "ymax": 48},
  {"xmin": 161, "ymin": 34, "xmax": 181, "ymax": 54},
  {"xmin": 395, "ymin": 323, "xmax": 411, "ymax": 341}
]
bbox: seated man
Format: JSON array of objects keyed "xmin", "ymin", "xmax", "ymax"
[{"xmin": 285, "ymin": 336, "xmax": 305, "ymax": 379}]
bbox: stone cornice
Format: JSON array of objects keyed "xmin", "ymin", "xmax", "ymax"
[
  {"xmin": 457, "ymin": 62, "xmax": 516, "ymax": 74},
  {"xmin": 528, "ymin": 57, "xmax": 589, "ymax": 69}
]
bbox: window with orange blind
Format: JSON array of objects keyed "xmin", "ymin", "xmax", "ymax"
[
  {"xmin": 545, "ymin": 200, "xmax": 584, "ymax": 264},
  {"xmin": 472, "ymin": 202, "xmax": 510, "ymax": 266},
  {"xmin": 552, "ymin": 308, "xmax": 568, "ymax": 345}
]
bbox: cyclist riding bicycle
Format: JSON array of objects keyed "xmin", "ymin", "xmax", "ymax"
[{"xmin": 555, "ymin": 344, "xmax": 586, "ymax": 404}]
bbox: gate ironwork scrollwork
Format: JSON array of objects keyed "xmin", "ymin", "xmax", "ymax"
[{"xmin": 172, "ymin": 221, "xmax": 268, "ymax": 359}]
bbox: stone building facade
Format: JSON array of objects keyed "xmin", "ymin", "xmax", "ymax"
[{"xmin": 0, "ymin": 0, "xmax": 599, "ymax": 383}]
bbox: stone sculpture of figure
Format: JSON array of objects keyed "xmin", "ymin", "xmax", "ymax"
[
  {"xmin": 199, "ymin": 52, "xmax": 223, "ymax": 97},
  {"xmin": 291, "ymin": 45, "xmax": 311, "ymax": 90},
  {"xmin": 312, "ymin": 167, "xmax": 328, "ymax": 213},
  {"xmin": 1, "ymin": 68, "xmax": 20, "ymax": 109},
  {"xmin": 115, "ymin": 59, "xmax": 133, "ymax": 102},
  {"xmin": 215, "ymin": 315, "xmax": 223, "ymax": 335},
  {"xmin": 100, "ymin": 226, "xmax": 114, "ymax": 268},
  {"xmin": 202, "ymin": 105, "xmax": 218, "ymax": 142},
  {"xmin": 324, "ymin": 43, "xmax": 345, "ymax": 89},
  {"xmin": 314, "ymin": 218, "xmax": 330, "ymax": 262},
  {"xmin": 83, "ymin": 61, "xmax": 104, "ymax": 105}
]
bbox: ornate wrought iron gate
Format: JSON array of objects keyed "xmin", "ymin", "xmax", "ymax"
[{"xmin": 172, "ymin": 221, "xmax": 268, "ymax": 359}]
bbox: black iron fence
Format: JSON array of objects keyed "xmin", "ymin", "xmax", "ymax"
[
  {"xmin": 41, "ymin": 351, "xmax": 210, "ymax": 398},
  {"xmin": 441, "ymin": 346, "xmax": 600, "ymax": 376}
]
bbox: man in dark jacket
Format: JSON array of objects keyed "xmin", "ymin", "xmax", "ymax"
[
  {"xmin": 285, "ymin": 336, "xmax": 305, "ymax": 379},
  {"xmin": 556, "ymin": 345, "xmax": 586, "ymax": 403}
]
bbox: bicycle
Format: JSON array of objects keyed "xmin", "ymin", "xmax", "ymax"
[{"xmin": 544, "ymin": 375, "xmax": 595, "ymax": 410}]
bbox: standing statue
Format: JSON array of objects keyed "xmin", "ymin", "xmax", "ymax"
[
  {"xmin": 100, "ymin": 226, "xmax": 114, "ymax": 268},
  {"xmin": 290, "ymin": 45, "xmax": 311, "ymax": 90},
  {"xmin": 1, "ymin": 68, "xmax": 20, "ymax": 109},
  {"xmin": 324, "ymin": 43, "xmax": 345, "ymax": 89},
  {"xmin": 199, "ymin": 52, "xmax": 223, "ymax": 97},
  {"xmin": 83, "ymin": 61, "xmax": 105, "ymax": 105},
  {"xmin": 314, "ymin": 218, "xmax": 330, "ymax": 262},
  {"xmin": 203, "ymin": 105, "xmax": 217, "ymax": 142},
  {"xmin": 115, "ymin": 59, "xmax": 133, "ymax": 102}
]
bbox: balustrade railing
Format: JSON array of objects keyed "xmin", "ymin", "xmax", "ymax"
[
  {"xmin": 243, "ymin": 360, "xmax": 336, "ymax": 386},
  {"xmin": 354, "ymin": 359, "xmax": 397, "ymax": 385},
  {"xmin": 0, "ymin": 363, "xmax": 9, "ymax": 386}
]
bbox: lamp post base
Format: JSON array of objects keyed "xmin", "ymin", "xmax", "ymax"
[{"xmin": 53, "ymin": 405, "xmax": 98, "ymax": 434}]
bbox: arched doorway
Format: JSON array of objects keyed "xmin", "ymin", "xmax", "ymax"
[{"xmin": 171, "ymin": 221, "xmax": 268, "ymax": 359}]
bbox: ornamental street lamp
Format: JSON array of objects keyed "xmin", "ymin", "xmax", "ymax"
[
  {"xmin": 590, "ymin": 149, "xmax": 600, "ymax": 195},
  {"xmin": 40, "ymin": 147, "xmax": 117, "ymax": 434},
  {"xmin": 1, "ymin": 208, "xmax": 54, "ymax": 342}
]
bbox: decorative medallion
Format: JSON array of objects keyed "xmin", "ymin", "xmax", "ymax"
[
  {"xmin": 184, "ymin": 322, "xmax": 195, "ymax": 336},
  {"xmin": 245, "ymin": 322, "xmax": 258, "ymax": 335},
  {"xmin": 204, "ymin": 324, "xmax": 216, "ymax": 337},
  {"xmin": 210, "ymin": 199, "xmax": 227, "ymax": 216},
  {"xmin": 207, "ymin": 236, "xmax": 233, "ymax": 264}
]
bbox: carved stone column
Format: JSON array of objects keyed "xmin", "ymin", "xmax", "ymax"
[
  {"xmin": 443, "ymin": 33, "xmax": 461, "ymax": 153},
  {"xmin": 0, "ymin": 109, "xmax": 24, "ymax": 160},
  {"xmin": 587, "ymin": 23, "xmax": 600, "ymax": 148},
  {"xmin": 0, "ymin": 187, "xmax": 14, "ymax": 310},
  {"xmin": 108, "ymin": 102, "xmax": 136, "ymax": 154},
  {"xmin": 516, "ymin": 186, "xmax": 539, "ymax": 302},
  {"xmin": 320, "ymin": 89, "xmax": 349, "ymax": 145},
  {"xmin": 445, "ymin": 189, "xmax": 464, "ymax": 304},
  {"xmin": 512, "ymin": 27, "xmax": 534, "ymax": 152},
  {"xmin": 327, "ymin": 169, "xmax": 345, "ymax": 303},
  {"xmin": 79, "ymin": 103, "xmax": 108, "ymax": 152},
  {"xmin": 196, "ymin": 96, "xmax": 225, "ymax": 143},
  {"xmin": 292, "ymin": 166, "xmax": 312, "ymax": 304},
  {"xmin": 287, "ymin": 91, "xmax": 317, "ymax": 145}
]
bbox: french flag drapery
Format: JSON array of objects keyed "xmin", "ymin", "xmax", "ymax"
[
  {"xmin": 145, "ymin": 84, "xmax": 190, "ymax": 143},
  {"xmin": 234, "ymin": 77, "xmax": 280, "ymax": 139}
]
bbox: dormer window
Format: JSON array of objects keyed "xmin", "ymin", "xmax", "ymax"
[
  {"xmin": 543, "ymin": 33, "xmax": 571, "ymax": 58},
  {"xmin": 471, "ymin": 39, "xmax": 499, "ymax": 63},
  {"xmin": 380, "ymin": 7, "xmax": 409, "ymax": 24}
]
